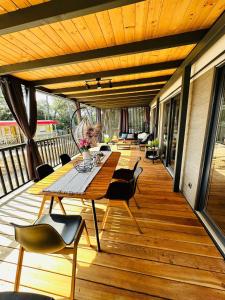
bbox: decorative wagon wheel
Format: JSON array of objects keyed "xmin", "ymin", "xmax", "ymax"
[{"xmin": 70, "ymin": 107, "xmax": 102, "ymax": 153}]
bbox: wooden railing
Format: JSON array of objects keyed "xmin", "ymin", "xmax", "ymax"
[{"xmin": 0, "ymin": 134, "xmax": 78, "ymax": 198}]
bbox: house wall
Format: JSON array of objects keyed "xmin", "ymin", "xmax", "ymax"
[{"xmin": 152, "ymin": 34, "xmax": 225, "ymax": 208}]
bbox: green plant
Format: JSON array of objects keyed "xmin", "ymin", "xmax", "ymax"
[
  {"xmin": 103, "ymin": 134, "xmax": 110, "ymax": 143},
  {"xmin": 149, "ymin": 138, "xmax": 159, "ymax": 148}
]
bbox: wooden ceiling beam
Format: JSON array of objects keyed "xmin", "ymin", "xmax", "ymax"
[
  {"xmin": 34, "ymin": 60, "xmax": 182, "ymax": 86},
  {"xmin": 66, "ymin": 84, "xmax": 163, "ymax": 98},
  {"xmin": 97, "ymin": 102, "xmax": 149, "ymax": 108},
  {"xmin": 154, "ymin": 11, "xmax": 225, "ymax": 100},
  {"xmin": 82, "ymin": 96, "xmax": 152, "ymax": 103},
  {"xmin": 0, "ymin": 31, "xmax": 206, "ymax": 75},
  {"xmin": 76, "ymin": 93, "xmax": 156, "ymax": 102},
  {"xmin": 51, "ymin": 75, "xmax": 171, "ymax": 93},
  {"xmin": 0, "ymin": 0, "xmax": 144, "ymax": 35}
]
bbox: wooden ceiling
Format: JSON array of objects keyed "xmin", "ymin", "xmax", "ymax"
[{"xmin": 0, "ymin": 0, "xmax": 224, "ymax": 108}]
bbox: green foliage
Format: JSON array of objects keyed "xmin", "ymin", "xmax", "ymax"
[
  {"xmin": 149, "ymin": 138, "xmax": 159, "ymax": 148},
  {"xmin": 0, "ymin": 95, "xmax": 13, "ymax": 120}
]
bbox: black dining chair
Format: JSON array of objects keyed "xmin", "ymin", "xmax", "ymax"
[
  {"xmin": 0, "ymin": 292, "xmax": 54, "ymax": 300},
  {"xmin": 60, "ymin": 153, "xmax": 71, "ymax": 166},
  {"xmin": 113, "ymin": 156, "xmax": 141, "ymax": 181},
  {"xmin": 36, "ymin": 164, "xmax": 66, "ymax": 217},
  {"xmin": 99, "ymin": 145, "xmax": 111, "ymax": 151},
  {"xmin": 102, "ymin": 167, "xmax": 143, "ymax": 233},
  {"xmin": 11, "ymin": 214, "xmax": 91, "ymax": 300}
]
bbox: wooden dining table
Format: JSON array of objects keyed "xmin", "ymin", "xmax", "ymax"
[{"xmin": 27, "ymin": 151, "xmax": 121, "ymax": 252}]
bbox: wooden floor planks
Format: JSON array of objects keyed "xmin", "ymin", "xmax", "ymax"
[{"xmin": 0, "ymin": 148, "xmax": 225, "ymax": 299}]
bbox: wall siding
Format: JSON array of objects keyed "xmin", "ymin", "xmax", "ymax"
[{"xmin": 181, "ymin": 68, "xmax": 214, "ymax": 208}]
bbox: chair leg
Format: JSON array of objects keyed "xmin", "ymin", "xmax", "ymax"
[
  {"xmin": 70, "ymin": 243, "xmax": 78, "ymax": 300},
  {"xmin": 133, "ymin": 196, "xmax": 140, "ymax": 209},
  {"xmin": 83, "ymin": 222, "xmax": 91, "ymax": 246},
  {"xmin": 137, "ymin": 183, "xmax": 141, "ymax": 193},
  {"xmin": 56, "ymin": 197, "xmax": 66, "ymax": 215},
  {"xmin": 123, "ymin": 202, "xmax": 142, "ymax": 234},
  {"xmin": 38, "ymin": 195, "xmax": 48, "ymax": 218},
  {"xmin": 102, "ymin": 202, "xmax": 110, "ymax": 230},
  {"xmin": 14, "ymin": 246, "xmax": 24, "ymax": 291}
]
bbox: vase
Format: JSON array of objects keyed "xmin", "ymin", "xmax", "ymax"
[{"xmin": 82, "ymin": 150, "xmax": 91, "ymax": 160}]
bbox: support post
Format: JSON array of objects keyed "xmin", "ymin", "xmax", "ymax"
[
  {"xmin": 173, "ymin": 65, "xmax": 191, "ymax": 192},
  {"xmin": 155, "ymin": 98, "xmax": 160, "ymax": 138}
]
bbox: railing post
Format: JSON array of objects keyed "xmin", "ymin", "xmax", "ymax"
[{"xmin": 173, "ymin": 64, "xmax": 191, "ymax": 192}]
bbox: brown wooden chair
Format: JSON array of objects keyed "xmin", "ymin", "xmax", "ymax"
[
  {"xmin": 11, "ymin": 214, "xmax": 91, "ymax": 300},
  {"xmin": 102, "ymin": 167, "xmax": 143, "ymax": 233},
  {"xmin": 36, "ymin": 164, "xmax": 66, "ymax": 217}
]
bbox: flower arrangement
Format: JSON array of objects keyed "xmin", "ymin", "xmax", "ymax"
[{"xmin": 79, "ymin": 138, "xmax": 91, "ymax": 152}]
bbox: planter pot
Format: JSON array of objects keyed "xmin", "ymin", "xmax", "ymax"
[{"xmin": 82, "ymin": 150, "xmax": 91, "ymax": 160}]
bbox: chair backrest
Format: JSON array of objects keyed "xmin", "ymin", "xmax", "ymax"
[
  {"xmin": 132, "ymin": 167, "xmax": 143, "ymax": 195},
  {"xmin": 100, "ymin": 145, "xmax": 111, "ymax": 151},
  {"xmin": 0, "ymin": 292, "xmax": 55, "ymax": 300},
  {"xmin": 60, "ymin": 153, "xmax": 71, "ymax": 166},
  {"xmin": 36, "ymin": 164, "xmax": 54, "ymax": 181},
  {"xmin": 11, "ymin": 223, "xmax": 66, "ymax": 254},
  {"xmin": 132, "ymin": 157, "xmax": 141, "ymax": 173}
]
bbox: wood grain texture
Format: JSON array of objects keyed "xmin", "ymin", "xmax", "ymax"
[
  {"xmin": 27, "ymin": 151, "xmax": 121, "ymax": 200},
  {"xmin": 1, "ymin": 147, "xmax": 225, "ymax": 299}
]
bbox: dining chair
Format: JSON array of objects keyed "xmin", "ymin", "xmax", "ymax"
[
  {"xmin": 102, "ymin": 167, "xmax": 143, "ymax": 233},
  {"xmin": 99, "ymin": 145, "xmax": 111, "ymax": 151},
  {"xmin": 113, "ymin": 156, "xmax": 141, "ymax": 181},
  {"xmin": 11, "ymin": 214, "xmax": 91, "ymax": 300},
  {"xmin": 60, "ymin": 153, "xmax": 71, "ymax": 166},
  {"xmin": 36, "ymin": 164, "xmax": 66, "ymax": 217},
  {"xmin": 0, "ymin": 292, "xmax": 54, "ymax": 300}
]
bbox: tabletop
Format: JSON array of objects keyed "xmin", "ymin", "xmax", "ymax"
[{"xmin": 27, "ymin": 151, "xmax": 121, "ymax": 200}]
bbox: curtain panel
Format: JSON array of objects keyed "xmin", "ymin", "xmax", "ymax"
[
  {"xmin": 120, "ymin": 108, "xmax": 129, "ymax": 133},
  {"xmin": 1, "ymin": 76, "xmax": 42, "ymax": 180}
]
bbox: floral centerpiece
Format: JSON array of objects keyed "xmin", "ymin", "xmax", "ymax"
[{"xmin": 79, "ymin": 138, "xmax": 91, "ymax": 160}]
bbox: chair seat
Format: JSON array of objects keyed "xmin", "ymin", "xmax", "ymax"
[
  {"xmin": 0, "ymin": 292, "xmax": 54, "ymax": 300},
  {"xmin": 113, "ymin": 168, "xmax": 133, "ymax": 181},
  {"xmin": 35, "ymin": 214, "xmax": 82, "ymax": 245}
]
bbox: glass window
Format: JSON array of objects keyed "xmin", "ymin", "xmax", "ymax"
[{"xmin": 203, "ymin": 68, "xmax": 225, "ymax": 236}]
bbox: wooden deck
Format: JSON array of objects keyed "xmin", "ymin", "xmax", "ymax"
[{"xmin": 0, "ymin": 148, "xmax": 225, "ymax": 299}]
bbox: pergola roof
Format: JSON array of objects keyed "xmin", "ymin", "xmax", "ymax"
[{"xmin": 0, "ymin": 0, "xmax": 224, "ymax": 108}]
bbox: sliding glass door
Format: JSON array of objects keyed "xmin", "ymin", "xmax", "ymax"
[
  {"xmin": 161, "ymin": 94, "xmax": 180, "ymax": 174},
  {"xmin": 199, "ymin": 66, "xmax": 225, "ymax": 247}
]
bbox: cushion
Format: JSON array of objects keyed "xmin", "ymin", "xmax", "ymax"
[
  {"xmin": 141, "ymin": 134, "xmax": 150, "ymax": 143},
  {"xmin": 138, "ymin": 132, "xmax": 149, "ymax": 142},
  {"xmin": 126, "ymin": 133, "xmax": 134, "ymax": 139},
  {"xmin": 120, "ymin": 133, "xmax": 127, "ymax": 139}
]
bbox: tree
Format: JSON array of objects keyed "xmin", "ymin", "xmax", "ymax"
[{"xmin": 0, "ymin": 94, "xmax": 13, "ymax": 120}]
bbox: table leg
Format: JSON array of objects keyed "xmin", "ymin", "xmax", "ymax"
[
  {"xmin": 91, "ymin": 200, "xmax": 101, "ymax": 252},
  {"xmin": 49, "ymin": 196, "xmax": 54, "ymax": 214}
]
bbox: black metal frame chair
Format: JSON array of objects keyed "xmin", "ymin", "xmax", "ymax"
[
  {"xmin": 113, "ymin": 156, "xmax": 141, "ymax": 181},
  {"xmin": 102, "ymin": 167, "xmax": 143, "ymax": 233},
  {"xmin": 12, "ymin": 214, "xmax": 91, "ymax": 300},
  {"xmin": 60, "ymin": 153, "xmax": 71, "ymax": 166},
  {"xmin": 99, "ymin": 145, "xmax": 111, "ymax": 151},
  {"xmin": 36, "ymin": 164, "xmax": 66, "ymax": 217},
  {"xmin": 0, "ymin": 292, "xmax": 54, "ymax": 300}
]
